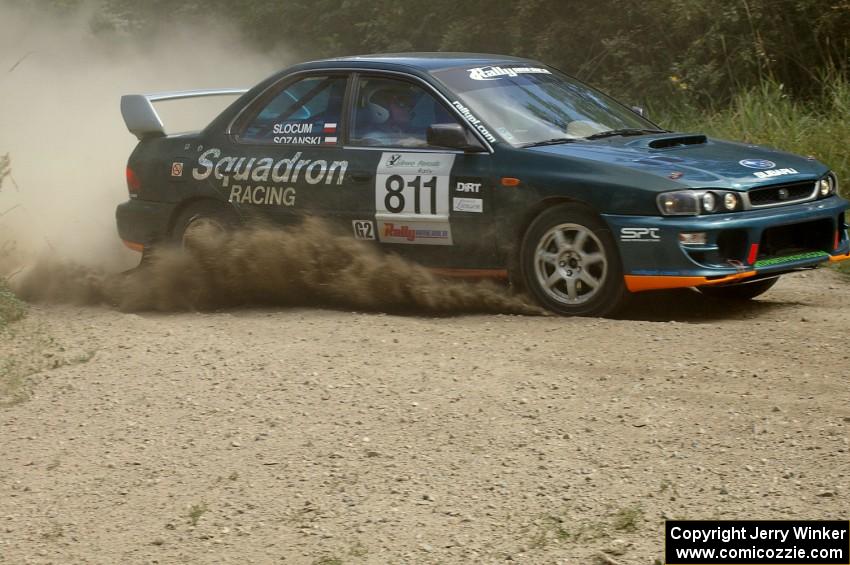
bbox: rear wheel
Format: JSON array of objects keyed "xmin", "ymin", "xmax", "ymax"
[
  {"xmin": 171, "ymin": 201, "xmax": 240, "ymax": 250},
  {"xmin": 520, "ymin": 204, "xmax": 627, "ymax": 316},
  {"xmin": 699, "ymin": 277, "xmax": 779, "ymax": 300}
]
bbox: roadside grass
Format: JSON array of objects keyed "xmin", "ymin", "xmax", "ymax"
[
  {"xmin": 0, "ymin": 322, "xmax": 97, "ymax": 408},
  {"xmin": 0, "ymin": 277, "xmax": 26, "ymax": 328},
  {"xmin": 187, "ymin": 502, "xmax": 208, "ymax": 526},
  {"xmin": 523, "ymin": 504, "xmax": 644, "ymax": 551},
  {"xmin": 312, "ymin": 557, "xmax": 344, "ymax": 565},
  {"xmin": 656, "ymin": 78, "xmax": 850, "ymax": 199}
]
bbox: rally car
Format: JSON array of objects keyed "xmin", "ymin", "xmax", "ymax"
[{"xmin": 117, "ymin": 53, "xmax": 849, "ymax": 316}]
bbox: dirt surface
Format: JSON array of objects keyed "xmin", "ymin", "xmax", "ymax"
[{"xmin": 1, "ymin": 268, "xmax": 849, "ymax": 565}]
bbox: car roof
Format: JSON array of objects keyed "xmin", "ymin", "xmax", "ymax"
[{"xmin": 296, "ymin": 52, "xmax": 538, "ymax": 73}]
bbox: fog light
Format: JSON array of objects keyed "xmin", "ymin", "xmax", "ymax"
[
  {"xmin": 702, "ymin": 192, "xmax": 716, "ymax": 212},
  {"xmin": 679, "ymin": 232, "xmax": 708, "ymax": 245},
  {"xmin": 723, "ymin": 192, "xmax": 738, "ymax": 210}
]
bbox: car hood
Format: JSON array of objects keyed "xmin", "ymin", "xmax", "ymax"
[{"xmin": 527, "ymin": 133, "xmax": 827, "ymax": 190}]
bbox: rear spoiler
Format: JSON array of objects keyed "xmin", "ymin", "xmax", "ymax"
[{"xmin": 120, "ymin": 89, "xmax": 249, "ymax": 140}]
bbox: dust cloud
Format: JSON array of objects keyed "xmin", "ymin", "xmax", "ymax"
[
  {"xmin": 0, "ymin": 3, "xmax": 281, "ymax": 270},
  {"xmin": 0, "ymin": 5, "xmax": 537, "ymax": 316},
  {"xmin": 12, "ymin": 219, "xmax": 541, "ymax": 315}
]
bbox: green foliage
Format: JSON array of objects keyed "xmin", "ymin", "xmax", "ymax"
[
  {"xmin": 82, "ymin": 0, "xmax": 850, "ymax": 106},
  {"xmin": 0, "ymin": 278, "xmax": 26, "ymax": 328},
  {"xmin": 658, "ymin": 77, "xmax": 850, "ymax": 196},
  {"xmin": 0, "ymin": 154, "xmax": 9, "ymax": 191}
]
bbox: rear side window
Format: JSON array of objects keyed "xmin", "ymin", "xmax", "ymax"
[{"xmin": 239, "ymin": 75, "xmax": 347, "ymax": 145}]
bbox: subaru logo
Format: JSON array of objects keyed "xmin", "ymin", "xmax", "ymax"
[
  {"xmin": 777, "ymin": 188, "xmax": 790, "ymax": 200},
  {"xmin": 739, "ymin": 159, "xmax": 776, "ymax": 169}
]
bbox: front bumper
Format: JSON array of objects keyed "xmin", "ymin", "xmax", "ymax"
[{"xmin": 603, "ymin": 195, "xmax": 849, "ymax": 292}]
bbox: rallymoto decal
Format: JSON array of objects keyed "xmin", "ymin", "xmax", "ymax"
[
  {"xmin": 468, "ymin": 66, "xmax": 551, "ymax": 81},
  {"xmin": 375, "ymin": 152, "xmax": 454, "ymax": 245},
  {"xmin": 453, "ymin": 197, "xmax": 483, "ymax": 213},
  {"xmin": 378, "ymin": 222, "xmax": 452, "ymax": 245},
  {"xmin": 451, "ymin": 101, "xmax": 497, "ymax": 143}
]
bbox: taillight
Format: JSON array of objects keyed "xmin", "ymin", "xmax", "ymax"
[{"xmin": 126, "ymin": 166, "xmax": 141, "ymax": 196}]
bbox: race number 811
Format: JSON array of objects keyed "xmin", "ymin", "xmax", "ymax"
[{"xmin": 384, "ymin": 175, "xmax": 438, "ymax": 214}]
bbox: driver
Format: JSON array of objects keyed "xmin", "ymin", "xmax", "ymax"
[{"xmin": 362, "ymin": 85, "xmax": 422, "ymax": 145}]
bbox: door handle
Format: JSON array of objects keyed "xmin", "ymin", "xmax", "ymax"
[{"xmin": 351, "ymin": 173, "xmax": 373, "ymax": 183}]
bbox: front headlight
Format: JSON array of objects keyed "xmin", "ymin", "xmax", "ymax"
[
  {"xmin": 658, "ymin": 191, "xmax": 700, "ymax": 215},
  {"xmin": 658, "ymin": 190, "xmax": 742, "ymax": 216},
  {"xmin": 818, "ymin": 173, "xmax": 837, "ymax": 197}
]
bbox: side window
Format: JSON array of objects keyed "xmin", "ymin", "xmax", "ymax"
[
  {"xmin": 240, "ymin": 75, "xmax": 346, "ymax": 145},
  {"xmin": 351, "ymin": 76, "xmax": 464, "ymax": 148}
]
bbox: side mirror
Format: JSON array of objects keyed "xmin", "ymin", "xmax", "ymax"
[
  {"xmin": 426, "ymin": 123, "xmax": 486, "ymax": 152},
  {"xmin": 631, "ymin": 106, "xmax": 647, "ymax": 118}
]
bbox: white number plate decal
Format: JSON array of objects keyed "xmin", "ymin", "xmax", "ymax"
[{"xmin": 375, "ymin": 152, "xmax": 455, "ymax": 245}]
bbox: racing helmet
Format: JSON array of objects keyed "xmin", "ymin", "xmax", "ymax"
[{"xmin": 364, "ymin": 84, "xmax": 416, "ymax": 125}]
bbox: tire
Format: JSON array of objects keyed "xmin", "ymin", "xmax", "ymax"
[
  {"xmin": 171, "ymin": 200, "xmax": 240, "ymax": 250},
  {"xmin": 520, "ymin": 203, "xmax": 627, "ymax": 316},
  {"xmin": 698, "ymin": 277, "xmax": 779, "ymax": 300}
]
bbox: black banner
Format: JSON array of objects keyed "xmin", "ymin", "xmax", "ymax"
[{"xmin": 665, "ymin": 520, "xmax": 849, "ymax": 564}]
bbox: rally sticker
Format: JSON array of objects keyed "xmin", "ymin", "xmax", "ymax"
[
  {"xmin": 468, "ymin": 66, "xmax": 551, "ymax": 81},
  {"xmin": 377, "ymin": 221, "xmax": 452, "ymax": 245},
  {"xmin": 374, "ymin": 152, "xmax": 455, "ymax": 245},
  {"xmin": 453, "ymin": 197, "xmax": 483, "ymax": 213}
]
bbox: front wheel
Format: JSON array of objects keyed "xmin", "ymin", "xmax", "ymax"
[
  {"xmin": 699, "ymin": 277, "xmax": 779, "ymax": 300},
  {"xmin": 520, "ymin": 204, "xmax": 627, "ymax": 317}
]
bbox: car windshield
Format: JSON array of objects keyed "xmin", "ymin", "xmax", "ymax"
[{"xmin": 430, "ymin": 64, "xmax": 659, "ymax": 147}]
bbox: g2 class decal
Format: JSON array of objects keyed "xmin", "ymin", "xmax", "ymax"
[
  {"xmin": 352, "ymin": 220, "xmax": 375, "ymax": 240},
  {"xmin": 375, "ymin": 152, "xmax": 455, "ymax": 245}
]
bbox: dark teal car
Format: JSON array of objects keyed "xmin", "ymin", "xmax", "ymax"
[{"xmin": 117, "ymin": 53, "xmax": 849, "ymax": 316}]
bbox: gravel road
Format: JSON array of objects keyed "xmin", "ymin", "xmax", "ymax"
[{"xmin": 2, "ymin": 268, "xmax": 849, "ymax": 564}]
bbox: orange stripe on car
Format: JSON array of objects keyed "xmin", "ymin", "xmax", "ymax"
[
  {"xmin": 624, "ymin": 271, "xmax": 756, "ymax": 293},
  {"xmin": 122, "ymin": 239, "xmax": 145, "ymax": 253},
  {"xmin": 829, "ymin": 252, "xmax": 850, "ymax": 263}
]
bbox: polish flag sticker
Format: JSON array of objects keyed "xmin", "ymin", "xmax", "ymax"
[{"xmin": 323, "ymin": 123, "xmax": 337, "ymax": 134}]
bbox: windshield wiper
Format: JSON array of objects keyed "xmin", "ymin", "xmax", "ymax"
[
  {"xmin": 520, "ymin": 137, "xmax": 579, "ymax": 148},
  {"xmin": 584, "ymin": 128, "xmax": 668, "ymax": 140}
]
